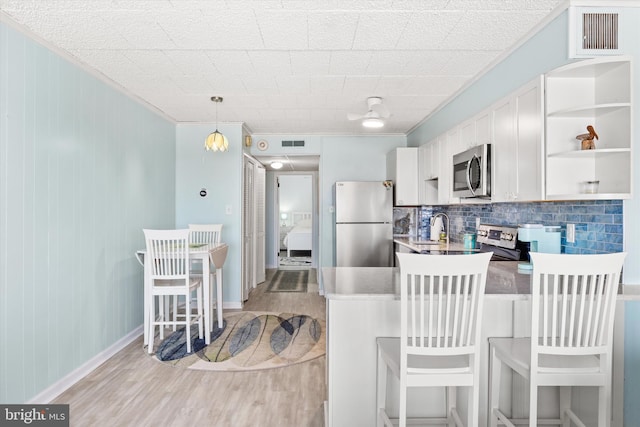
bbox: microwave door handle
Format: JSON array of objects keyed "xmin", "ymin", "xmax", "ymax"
[{"xmin": 466, "ymin": 157, "xmax": 476, "ymax": 196}]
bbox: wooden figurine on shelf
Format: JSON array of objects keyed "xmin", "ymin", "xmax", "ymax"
[{"xmin": 576, "ymin": 125, "xmax": 598, "ymax": 150}]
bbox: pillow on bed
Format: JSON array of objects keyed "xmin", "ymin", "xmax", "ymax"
[{"xmin": 296, "ymin": 218, "xmax": 312, "ymax": 227}]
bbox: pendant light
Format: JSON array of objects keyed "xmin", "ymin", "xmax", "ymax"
[{"xmin": 204, "ymin": 96, "xmax": 229, "ymax": 152}]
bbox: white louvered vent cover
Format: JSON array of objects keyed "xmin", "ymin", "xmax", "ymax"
[
  {"xmin": 582, "ymin": 13, "xmax": 618, "ymax": 50},
  {"xmin": 282, "ymin": 140, "xmax": 305, "ymax": 147},
  {"xmin": 570, "ymin": 7, "xmax": 621, "ymax": 57}
]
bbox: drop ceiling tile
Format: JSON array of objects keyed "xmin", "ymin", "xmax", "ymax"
[
  {"xmin": 329, "ymin": 51, "xmax": 373, "ymax": 75},
  {"xmin": 341, "ymin": 76, "xmax": 380, "ymax": 95},
  {"xmin": 309, "ymin": 76, "xmax": 346, "ymax": 93},
  {"xmin": 248, "ymin": 51, "xmax": 293, "ymax": 76},
  {"xmin": 351, "ymin": 11, "xmax": 413, "ymax": 49},
  {"xmin": 290, "ymin": 51, "xmax": 332, "ymax": 75},
  {"xmin": 307, "ymin": 12, "xmax": 359, "ymax": 49},
  {"xmin": 157, "ymin": 10, "xmax": 263, "ymax": 49},
  {"xmin": 204, "ymin": 51, "xmax": 255, "ymax": 76},
  {"xmin": 255, "ymin": 10, "xmax": 309, "ymax": 49},
  {"xmin": 275, "ymin": 76, "xmax": 311, "ymax": 94},
  {"xmin": 396, "ymin": 11, "xmax": 465, "ymax": 49},
  {"xmin": 442, "ymin": 10, "xmax": 550, "ymax": 50}
]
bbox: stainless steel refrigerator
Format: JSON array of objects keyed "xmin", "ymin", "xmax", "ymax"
[{"xmin": 335, "ymin": 181, "xmax": 393, "ymax": 267}]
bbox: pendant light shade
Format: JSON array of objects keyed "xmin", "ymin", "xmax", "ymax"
[
  {"xmin": 205, "ymin": 131, "xmax": 229, "ymax": 152},
  {"xmin": 205, "ymin": 96, "xmax": 228, "ymax": 152}
]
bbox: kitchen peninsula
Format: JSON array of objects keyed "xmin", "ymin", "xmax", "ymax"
[{"xmin": 322, "ymin": 263, "xmax": 635, "ymax": 427}]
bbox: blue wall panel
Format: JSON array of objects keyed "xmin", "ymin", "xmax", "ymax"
[{"xmin": 0, "ymin": 21, "xmax": 176, "ymax": 403}]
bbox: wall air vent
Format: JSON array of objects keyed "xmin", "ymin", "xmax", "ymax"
[
  {"xmin": 582, "ymin": 13, "xmax": 618, "ymax": 50},
  {"xmin": 570, "ymin": 7, "xmax": 621, "ymax": 58},
  {"xmin": 282, "ymin": 140, "xmax": 305, "ymax": 147}
]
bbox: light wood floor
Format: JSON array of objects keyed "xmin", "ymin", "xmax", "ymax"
[{"xmin": 52, "ymin": 268, "xmax": 326, "ymax": 427}]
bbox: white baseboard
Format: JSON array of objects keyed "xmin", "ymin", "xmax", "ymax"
[
  {"xmin": 27, "ymin": 325, "xmax": 144, "ymax": 404},
  {"xmin": 223, "ymin": 302, "xmax": 243, "ymax": 310}
]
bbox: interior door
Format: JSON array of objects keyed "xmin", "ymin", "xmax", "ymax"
[
  {"xmin": 242, "ymin": 158, "xmax": 254, "ymax": 302},
  {"xmin": 254, "ymin": 165, "xmax": 266, "ymax": 284}
]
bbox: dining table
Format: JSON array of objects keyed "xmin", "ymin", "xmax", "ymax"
[{"xmin": 135, "ymin": 242, "xmax": 229, "ymax": 347}]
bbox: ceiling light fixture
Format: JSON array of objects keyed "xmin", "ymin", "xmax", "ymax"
[
  {"xmin": 204, "ymin": 96, "xmax": 228, "ymax": 152},
  {"xmin": 362, "ymin": 117, "xmax": 385, "ymax": 128},
  {"xmin": 271, "ymin": 161, "xmax": 283, "ymax": 170}
]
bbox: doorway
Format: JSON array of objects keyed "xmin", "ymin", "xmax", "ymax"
[
  {"xmin": 253, "ymin": 155, "xmax": 319, "ymax": 270},
  {"xmin": 278, "ymin": 174, "xmax": 313, "ymax": 268}
]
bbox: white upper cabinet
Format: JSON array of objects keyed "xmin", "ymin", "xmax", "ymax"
[
  {"xmin": 545, "ymin": 56, "xmax": 632, "ymax": 199},
  {"xmin": 387, "ymin": 147, "xmax": 419, "ymax": 206},
  {"xmin": 492, "ymin": 76, "xmax": 545, "ymax": 202},
  {"xmin": 418, "ymin": 138, "xmax": 441, "ymax": 205}
]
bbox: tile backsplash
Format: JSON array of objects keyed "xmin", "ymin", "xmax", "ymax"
[{"xmin": 418, "ymin": 200, "xmax": 623, "ymax": 254}]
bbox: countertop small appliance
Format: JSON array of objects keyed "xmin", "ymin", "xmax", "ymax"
[{"xmin": 517, "ymin": 224, "xmax": 561, "ymax": 270}]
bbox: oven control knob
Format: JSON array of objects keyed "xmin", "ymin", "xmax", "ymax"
[
  {"xmin": 477, "ymin": 230, "xmax": 487, "ymax": 237},
  {"xmin": 501, "ymin": 233, "xmax": 514, "ymax": 241}
]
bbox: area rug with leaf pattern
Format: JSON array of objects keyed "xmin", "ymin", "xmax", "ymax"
[{"xmin": 150, "ymin": 311, "xmax": 325, "ymax": 371}]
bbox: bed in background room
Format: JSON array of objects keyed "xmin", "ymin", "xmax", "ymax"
[{"xmin": 283, "ymin": 212, "xmax": 312, "ymax": 256}]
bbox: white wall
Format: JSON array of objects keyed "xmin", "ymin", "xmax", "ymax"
[
  {"xmin": 0, "ymin": 20, "xmax": 176, "ymax": 403},
  {"xmin": 279, "ymin": 175, "xmax": 312, "ymax": 222}
]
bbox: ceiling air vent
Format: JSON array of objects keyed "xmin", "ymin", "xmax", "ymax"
[
  {"xmin": 282, "ymin": 140, "xmax": 305, "ymax": 147},
  {"xmin": 582, "ymin": 13, "xmax": 618, "ymax": 50},
  {"xmin": 570, "ymin": 7, "xmax": 621, "ymax": 58}
]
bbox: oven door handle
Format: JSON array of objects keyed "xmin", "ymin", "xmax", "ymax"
[{"xmin": 465, "ymin": 156, "xmax": 477, "ymax": 196}]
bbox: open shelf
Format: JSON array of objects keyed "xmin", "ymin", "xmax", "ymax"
[{"xmin": 544, "ymin": 57, "xmax": 632, "ymax": 201}]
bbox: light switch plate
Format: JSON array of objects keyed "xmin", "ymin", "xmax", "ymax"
[
  {"xmin": 567, "ymin": 223, "xmax": 575, "ymax": 243},
  {"xmin": 225, "ymin": 205, "xmax": 232, "ymax": 215}
]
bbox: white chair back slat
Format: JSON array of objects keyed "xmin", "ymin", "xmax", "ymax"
[
  {"xmin": 398, "ymin": 252, "xmax": 492, "ymax": 357},
  {"xmin": 531, "ymin": 252, "xmax": 625, "ymax": 356}
]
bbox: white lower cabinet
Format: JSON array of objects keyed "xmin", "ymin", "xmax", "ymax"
[{"xmin": 492, "ymin": 76, "xmax": 544, "ymax": 202}]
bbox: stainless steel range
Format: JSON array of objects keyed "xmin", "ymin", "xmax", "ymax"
[{"xmin": 476, "ymin": 224, "xmax": 529, "ymax": 261}]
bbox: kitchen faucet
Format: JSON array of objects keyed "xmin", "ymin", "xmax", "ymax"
[{"xmin": 432, "ymin": 212, "xmax": 450, "ymax": 245}]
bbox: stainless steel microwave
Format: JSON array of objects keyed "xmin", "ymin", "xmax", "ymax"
[{"xmin": 452, "ymin": 144, "xmax": 491, "ymax": 198}]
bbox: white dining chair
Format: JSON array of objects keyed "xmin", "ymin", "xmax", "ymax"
[
  {"xmin": 186, "ymin": 224, "xmax": 223, "ymax": 326},
  {"xmin": 489, "ymin": 251, "xmax": 626, "ymax": 427},
  {"xmin": 377, "ymin": 251, "xmax": 492, "ymax": 427},
  {"xmin": 143, "ymin": 229, "xmax": 204, "ymax": 354},
  {"xmin": 188, "ymin": 223, "xmax": 223, "ymax": 246}
]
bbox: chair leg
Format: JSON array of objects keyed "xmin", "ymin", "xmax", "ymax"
[
  {"xmin": 399, "ymin": 374, "xmax": 407, "ymax": 427},
  {"xmin": 148, "ymin": 296, "xmax": 156, "ymax": 354},
  {"xmin": 559, "ymin": 386, "xmax": 571, "ymax": 427},
  {"xmin": 185, "ymin": 293, "xmax": 191, "ymax": 353},
  {"xmin": 469, "ymin": 372, "xmax": 480, "ymax": 427},
  {"xmin": 447, "ymin": 386, "xmax": 456, "ymax": 427},
  {"xmin": 158, "ymin": 296, "xmax": 165, "ymax": 340},
  {"xmin": 172, "ymin": 295, "xmax": 178, "ymax": 331},
  {"xmin": 489, "ymin": 344, "xmax": 501, "ymax": 427},
  {"xmin": 528, "ymin": 380, "xmax": 538, "ymax": 427},
  {"xmin": 197, "ymin": 286, "xmax": 203, "ymax": 339},
  {"xmin": 376, "ymin": 347, "xmax": 387, "ymax": 427},
  {"xmin": 599, "ymin": 384, "xmax": 610, "ymax": 427}
]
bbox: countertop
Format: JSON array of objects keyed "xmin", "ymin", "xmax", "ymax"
[
  {"xmin": 322, "ymin": 263, "xmax": 640, "ymax": 301},
  {"xmin": 394, "ymin": 237, "xmax": 479, "ymax": 254}
]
